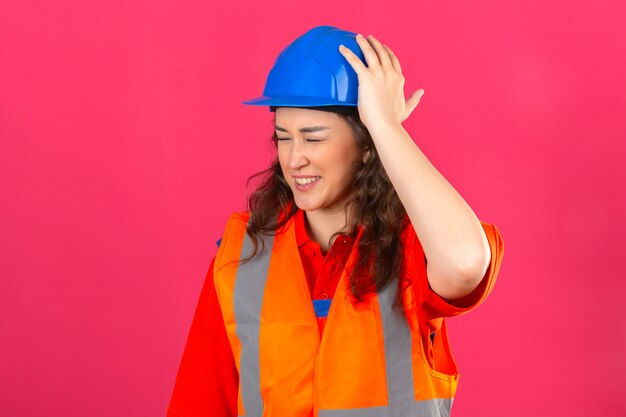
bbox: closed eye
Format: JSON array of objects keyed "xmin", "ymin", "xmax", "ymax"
[{"xmin": 276, "ymin": 138, "xmax": 324, "ymax": 142}]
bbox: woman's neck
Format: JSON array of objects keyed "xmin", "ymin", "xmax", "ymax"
[{"xmin": 302, "ymin": 207, "xmax": 354, "ymax": 253}]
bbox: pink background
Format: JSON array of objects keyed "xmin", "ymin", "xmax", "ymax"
[{"xmin": 2, "ymin": 0, "xmax": 625, "ymax": 416}]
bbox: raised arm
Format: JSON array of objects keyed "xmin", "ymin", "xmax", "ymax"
[{"xmin": 339, "ymin": 34, "xmax": 490, "ymax": 301}]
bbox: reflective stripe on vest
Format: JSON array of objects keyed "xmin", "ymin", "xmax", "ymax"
[
  {"xmin": 218, "ymin": 213, "xmax": 456, "ymax": 417},
  {"xmin": 233, "ymin": 230, "xmax": 274, "ymax": 417}
]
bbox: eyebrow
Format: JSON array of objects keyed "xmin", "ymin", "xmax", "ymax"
[{"xmin": 275, "ymin": 125, "xmax": 330, "ymax": 133}]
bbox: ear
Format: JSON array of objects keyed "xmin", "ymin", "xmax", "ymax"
[{"xmin": 362, "ymin": 149, "xmax": 371, "ymax": 164}]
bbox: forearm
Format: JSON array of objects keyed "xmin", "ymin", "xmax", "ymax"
[{"xmin": 368, "ymin": 122, "xmax": 491, "ymax": 300}]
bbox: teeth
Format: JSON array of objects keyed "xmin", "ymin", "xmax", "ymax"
[{"xmin": 295, "ymin": 177, "xmax": 320, "ymax": 185}]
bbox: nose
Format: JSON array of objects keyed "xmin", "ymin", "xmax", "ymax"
[{"xmin": 286, "ymin": 139, "xmax": 309, "ymax": 170}]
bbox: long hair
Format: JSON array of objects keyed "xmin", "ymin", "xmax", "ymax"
[{"xmin": 242, "ymin": 108, "xmax": 409, "ymax": 303}]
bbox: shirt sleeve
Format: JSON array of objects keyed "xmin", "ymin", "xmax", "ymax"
[
  {"xmin": 407, "ymin": 220, "xmax": 505, "ymax": 321},
  {"xmin": 167, "ymin": 256, "xmax": 238, "ymax": 417}
]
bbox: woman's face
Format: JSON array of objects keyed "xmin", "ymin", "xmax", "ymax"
[{"xmin": 275, "ymin": 107, "xmax": 364, "ymax": 214}]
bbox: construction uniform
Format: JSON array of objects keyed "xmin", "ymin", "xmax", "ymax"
[{"xmin": 167, "ymin": 208, "xmax": 504, "ymax": 417}]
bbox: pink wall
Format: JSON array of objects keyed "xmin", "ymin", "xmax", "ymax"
[{"xmin": 2, "ymin": 1, "xmax": 625, "ymax": 416}]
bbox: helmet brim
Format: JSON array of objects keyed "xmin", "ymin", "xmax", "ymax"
[{"xmin": 242, "ymin": 95, "xmax": 357, "ymax": 108}]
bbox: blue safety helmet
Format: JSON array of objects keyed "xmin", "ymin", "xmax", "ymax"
[{"xmin": 241, "ymin": 25, "xmax": 366, "ymax": 111}]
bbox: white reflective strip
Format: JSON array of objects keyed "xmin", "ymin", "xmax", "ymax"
[
  {"xmin": 378, "ymin": 277, "xmax": 415, "ymax": 410},
  {"xmin": 233, "ymin": 228, "xmax": 274, "ymax": 417}
]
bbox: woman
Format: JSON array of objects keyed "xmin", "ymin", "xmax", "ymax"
[{"xmin": 167, "ymin": 25, "xmax": 504, "ymax": 417}]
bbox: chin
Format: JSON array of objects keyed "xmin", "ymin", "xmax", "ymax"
[
  {"xmin": 293, "ymin": 197, "xmax": 324, "ymax": 212},
  {"xmin": 294, "ymin": 202, "xmax": 319, "ymax": 212}
]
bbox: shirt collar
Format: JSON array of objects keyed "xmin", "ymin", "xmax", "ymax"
[
  {"xmin": 294, "ymin": 208, "xmax": 311, "ymax": 248},
  {"xmin": 293, "ymin": 208, "xmax": 357, "ymax": 248}
]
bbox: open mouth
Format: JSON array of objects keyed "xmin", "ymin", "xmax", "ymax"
[{"xmin": 294, "ymin": 176, "xmax": 321, "ymax": 190}]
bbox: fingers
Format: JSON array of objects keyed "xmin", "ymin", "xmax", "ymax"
[
  {"xmin": 338, "ymin": 44, "xmax": 368, "ymax": 75},
  {"xmin": 398, "ymin": 90, "xmax": 424, "ymax": 123},
  {"xmin": 346, "ymin": 33, "xmax": 403, "ymax": 78},
  {"xmin": 406, "ymin": 89, "xmax": 424, "ymax": 114},
  {"xmin": 382, "ymin": 45, "xmax": 402, "ymax": 74},
  {"xmin": 351, "ymin": 33, "xmax": 381, "ymax": 71},
  {"xmin": 359, "ymin": 34, "xmax": 393, "ymax": 70}
]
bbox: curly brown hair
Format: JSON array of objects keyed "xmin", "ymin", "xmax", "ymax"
[{"xmin": 241, "ymin": 107, "xmax": 410, "ymax": 303}]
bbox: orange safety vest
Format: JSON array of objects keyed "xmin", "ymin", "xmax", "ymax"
[{"xmin": 213, "ymin": 211, "xmax": 459, "ymax": 417}]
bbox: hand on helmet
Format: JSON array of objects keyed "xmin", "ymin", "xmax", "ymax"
[{"xmin": 339, "ymin": 34, "xmax": 424, "ymax": 130}]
